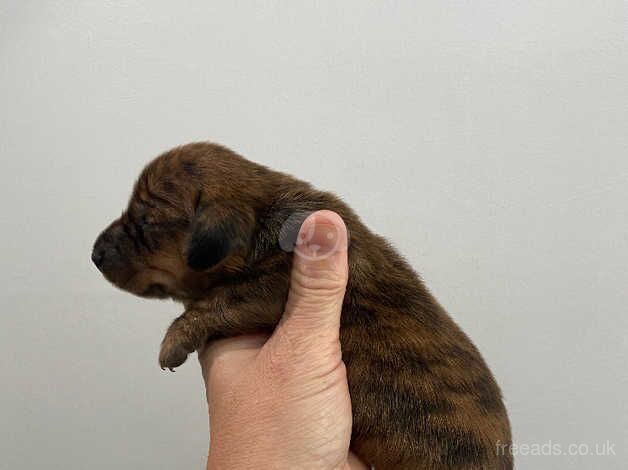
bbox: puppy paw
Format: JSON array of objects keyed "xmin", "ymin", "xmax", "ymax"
[{"xmin": 159, "ymin": 338, "xmax": 190, "ymax": 371}]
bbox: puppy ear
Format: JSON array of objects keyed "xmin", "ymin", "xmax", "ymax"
[{"xmin": 186, "ymin": 201, "xmax": 254, "ymax": 271}]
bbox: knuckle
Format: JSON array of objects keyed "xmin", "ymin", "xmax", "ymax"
[
  {"xmin": 290, "ymin": 264, "xmax": 347, "ymax": 298},
  {"xmin": 263, "ymin": 333, "xmax": 297, "ymax": 380}
]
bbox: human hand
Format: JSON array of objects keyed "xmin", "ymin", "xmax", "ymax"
[{"xmin": 198, "ymin": 210, "xmax": 368, "ymax": 470}]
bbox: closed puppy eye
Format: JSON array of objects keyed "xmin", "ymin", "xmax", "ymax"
[{"xmin": 134, "ymin": 211, "xmax": 189, "ymax": 233}]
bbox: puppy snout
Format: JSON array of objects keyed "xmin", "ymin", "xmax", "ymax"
[
  {"xmin": 91, "ymin": 247, "xmax": 105, "ymax": 269},
  {"xmin": 92, "ymin": 225, "xmax": 125, "ymax": 272},
  {"xmin": 91, "ymin": 239, "xmax": 118, "ymax": 272}
]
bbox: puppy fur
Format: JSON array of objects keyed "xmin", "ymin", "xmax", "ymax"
[{"xmin": 92, "ymin": 142, "xmax": 513, "ymax": 469}]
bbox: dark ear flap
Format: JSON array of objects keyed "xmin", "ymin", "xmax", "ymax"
[{"xmin": 186, "ymin": 202, "xmax": 254, "ymax": 271}]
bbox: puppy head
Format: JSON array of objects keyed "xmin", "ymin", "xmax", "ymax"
[{"xmin": 92, "ymin": 143, "xmax": 265, "ymax": 300}]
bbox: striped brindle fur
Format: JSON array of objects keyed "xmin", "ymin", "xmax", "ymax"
[{"xmin": 92, "ymin": 142, "xmax": 513, "ymax": 469}]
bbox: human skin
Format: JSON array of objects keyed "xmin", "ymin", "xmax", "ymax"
[{"xmin": 197, "ymin": 211, "xmax": 369, "ymax": 470}]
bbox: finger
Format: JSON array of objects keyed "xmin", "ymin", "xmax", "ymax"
[
  {"xmin": 198, "ymin": 334, "xmax": 268, "ymax": 384},
  {"xmin": 280, "ymin": 210, "xmax": 349, "ymax": 340}
]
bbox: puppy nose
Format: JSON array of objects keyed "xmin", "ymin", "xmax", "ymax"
[{"xmin": 91, "ymin": 247, "xmax": 105, "ymax": 270}]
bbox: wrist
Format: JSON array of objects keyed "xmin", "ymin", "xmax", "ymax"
[
  {"xmin": 207, "ymin": 455, "xmax": 346, "ymax": 470},
  {"xmin": 206, "ymin": 403, "xmax": 349, "ymax": 470},
  {"xmin": 207, "ymin": 443, "xmax": 348, "ymax": 470}
]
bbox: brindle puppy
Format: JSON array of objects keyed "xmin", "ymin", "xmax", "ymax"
[{"xmin": 92, "ymin": 142, "xmax": 513, "ymax": 469}]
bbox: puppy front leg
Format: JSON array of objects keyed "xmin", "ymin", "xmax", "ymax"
[
  {"xmin": 158, "ymin": 298, "xmax": 285, "ymax": 370},
  {"xmin": 159, "ymin": 308, "xmax": 213, "ymax": 370}
]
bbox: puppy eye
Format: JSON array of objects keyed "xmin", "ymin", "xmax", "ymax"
[{"xmin": 141, "ymin": 214, "xmax": 153, "ymax": 225}]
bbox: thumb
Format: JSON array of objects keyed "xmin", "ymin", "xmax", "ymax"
[{"xmin": 281, "ymin": 210, "xmax": 349, "ymax": 338}]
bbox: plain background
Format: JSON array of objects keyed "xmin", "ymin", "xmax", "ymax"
[{"xmin": 1, "ymin": 2, "xmax": 627, "ymax": 469}]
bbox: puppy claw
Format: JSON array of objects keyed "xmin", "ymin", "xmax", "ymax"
[{"xmin": 159, "ymin": 341, "xmax": 190, "ymax": 371}]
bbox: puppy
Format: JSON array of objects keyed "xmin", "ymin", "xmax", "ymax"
[{"xmin": 92, "ymin": 142, "xmax": 512, "ymax": 469}]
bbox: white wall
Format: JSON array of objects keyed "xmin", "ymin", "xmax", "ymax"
[{"xmin": 1, "ymin": 2, "xmax": 627, "ymax": 469}]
